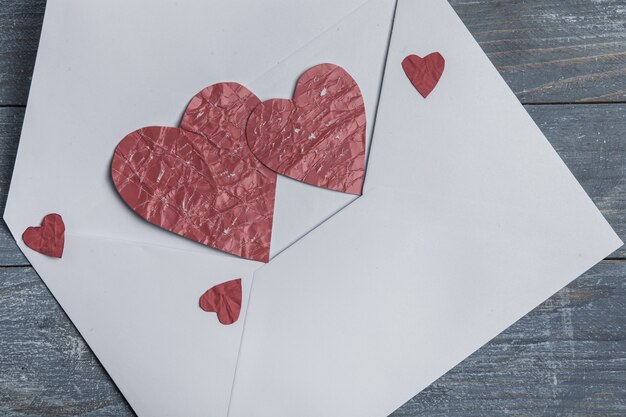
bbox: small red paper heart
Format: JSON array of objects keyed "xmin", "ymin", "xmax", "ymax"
[
  {"xmin": 112, "ymin": 83, "xmax": 276, "ymax": 262},
  {"xmin": 22, "ymin": 213, "xmax": 65, "ymax": 258},
  {"xmin": 199, "ymin": 278, "xmax": 242, "ymax": 325},
  {"xmin": 402, "ymin": 52, "xmax": 445, "ymax": 98},
  {"xmin": 246, "ymin": 63, "xmax": 366, "ymax": 195}
]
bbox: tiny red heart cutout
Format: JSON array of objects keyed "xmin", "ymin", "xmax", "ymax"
[
  {"xmin": 112, "ymin": 83, "xmax": 276, "ymax": 262},
  {"xmin": 22, "ymin": 213, "xmax": 65, "ymax": 258},
  {"xmin": 402, "ymin": 52, "xmax": 445, "ymax": 98},
  {"xmin": 199, "ymin": 278, "xmax": 242, "ymax": 325},
  {"xmin": 246, "ymin": 63, "xmax": 366, "ymax": 195}
]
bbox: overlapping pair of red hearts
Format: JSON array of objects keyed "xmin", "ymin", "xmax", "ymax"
[
  {"xmin": 21, "ymin": 54, "xmax": 444, "ymax": 263},
  {"xmin": 110, "ymin": 54, "xmax": 445, "ymax": 264},
  {"xmin": 111, "ymin": 63, "xmax": 366, "ymax": 263},
  {"xmin": 21, "ymin": 54, "xmax": 444, "ymax": 325}
]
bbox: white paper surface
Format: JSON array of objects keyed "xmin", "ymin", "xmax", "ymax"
[
  {"xmin": 227, "ymin": 1, "xmax": 622, "ymax": 416},
  {"xmin": 3, "ymin": 0, "xmax": 395, "ymax": 416},
  {"xmin": 4, "ymin": 0, "xmax": 621, "ymax": 416},
  {"xmin": 26, "ymin": 235, "xmax": 258, "ymax": 417},
  {"xmin": 7, "ymin": 0, "xmax": 391, "ymax": 257}
]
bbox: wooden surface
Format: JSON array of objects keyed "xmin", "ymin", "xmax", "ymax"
[{"xmin": 0, "ymin": 0, "xmax": 625, "ymax": 415}]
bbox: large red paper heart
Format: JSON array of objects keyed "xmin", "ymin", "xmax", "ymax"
[
  {"xmin": 22, "ymin": 213, "xmax": 65, "ymax": 258},
  {"xmin": 111, "ymin": 83, "xmax": 276, "ymax": 262},
  {"xmin": 246, "ymin": 63, "xmax": 366, "ymax": 195},
  {"xmin": 402, "ymin": 52, "xmax": 445, "ymax": 98},
  {"xmin": 199, "ymin": 278, "xmax": 242, "ymax": 325}
]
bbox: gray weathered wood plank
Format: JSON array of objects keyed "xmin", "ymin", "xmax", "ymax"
[
  {"xmin": 450, "ymin": 0, "xmax": 626, "ymax": 103},
  {"xmin": 0, "ymin": 0, "xmax": 45, "ymax": 106},
  {"xmin": 529, "ymin": 104, "xmax": 626, "ymax": 258},
  {"xmin": 0, "ymin": 267, "xmax": 134, "ymax": 416},
  {"xmin": 0, "ymin": 108, "xmax": 27, "ymax": 265},
  {"xmin": 1, "ymin": 0, "xmax": 626, "ymax": 105},
  {"xmin": 1, "ymin": 260, "xmax": 624, "ymax": 416}
]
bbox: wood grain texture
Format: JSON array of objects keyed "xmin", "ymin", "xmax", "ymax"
[
  {"xmin": 0, "ymin": 108, "xmax": 27, "ymax": 265},
  {"xmin": 1, "ymin": 0, "xmax": 626, "ymax": 105},
  {"xmin": 0, "ymin": 0, "xmax": 45, "ymax": 106},
  {"xmin": 450, "ymin": 0, "xmax": 626, "ymax": 103},
  {"xmin": 0, "ymin": 0, "xmax": 625, "ymax": 416},
  {"xmin": 528, "ymin": 104, "xmax": 626, "ymax": 258}
]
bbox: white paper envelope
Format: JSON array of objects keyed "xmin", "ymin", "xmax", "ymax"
[
  {"xmin": 227, "ymin": 1, "xmax": 622, "ymax": 416},
  {"xmin": 3, "ymin": 0, "xmax": 398, "ymax": 416},
  {"xmin": 3, "ymin": 0, "xmax": 621, "ymax": 416}
]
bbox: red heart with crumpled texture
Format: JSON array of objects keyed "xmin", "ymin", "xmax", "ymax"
[
  {"xmin": 402, "ymin": 52, "xmax": 445, "ymax": 98},
  {"xmin": 246, "ymin": 63, "xmax": 366, "ymax": 195},
  {"xmin": 111, "ymin": 83, "xmax": 276, "ymax": 262},
  {"xmin": 22, "ymin": 213, "xmax": 65, "ymax": 258},
  {"xmin": 199, "ymin": 278, "xmax": 242, "ymax": 325}
]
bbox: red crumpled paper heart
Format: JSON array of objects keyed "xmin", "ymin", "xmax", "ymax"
[
  {"xmin": 199, "ymin": 278, "xmax": 242, "ymax": 325},
  {"xmin": 22, "ymin": 213, "xmax": 65, "ymax": 258},
  {"xmin": 246, "ymin": 63, "xmax": 366, "ymax": 195},
  {"xmin": 402, "ymin": 52, "xmax": 445, "ymax": 98},
  {"xmin": 111, "ymin": 83, "xmax": 276, "ymax": 262}
]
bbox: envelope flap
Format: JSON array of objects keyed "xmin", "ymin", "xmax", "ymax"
[{"xmin": 2, "ymin": 0, "xmax": 378, "ymax": 255}]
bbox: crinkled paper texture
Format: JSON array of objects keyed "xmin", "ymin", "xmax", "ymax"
[
  {"xmin": 402, "ymin": 53, "xmax": 445, "ymax": 98},
  {"xmin": 247, "ymin": 63, "xmax": 366, "ymax": 195},
  {"xmin": 22, "ymin": 213, "xmax": 65, "ymax": 258},
  {"xmin": 111, "ymin": 83, "xmax": 276, "ymax": 262},
  {"xmin": 199, "ymin": 278, "xmax": 243, "ymax": 325}
]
